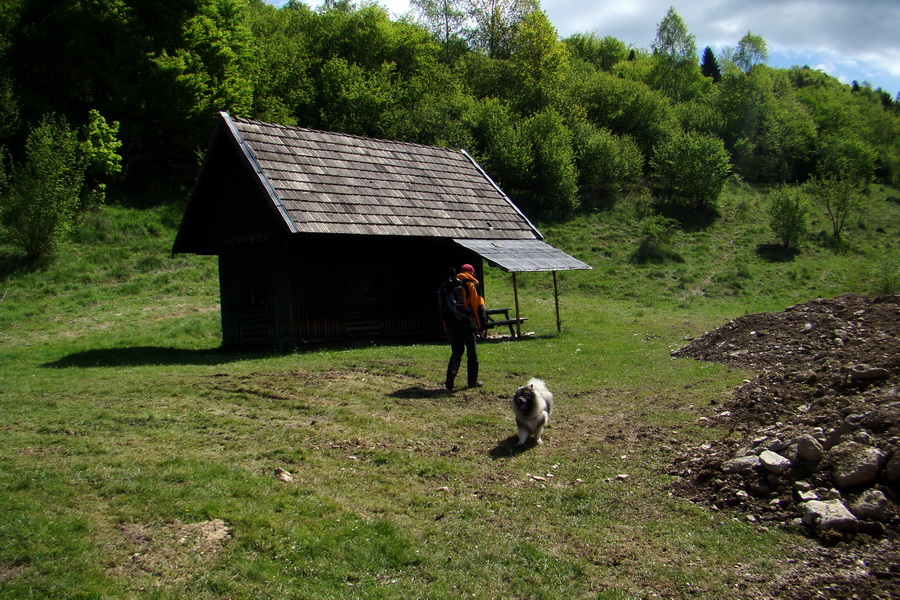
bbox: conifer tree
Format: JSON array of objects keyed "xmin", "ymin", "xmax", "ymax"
[{"xmin": 700, "ymin": 46, "xmax": 721, "ymax": 83}]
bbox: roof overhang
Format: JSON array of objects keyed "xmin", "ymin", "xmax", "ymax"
[{"xmin": 454, "ymin": 238, "xmax": 592, "ymax": 273}]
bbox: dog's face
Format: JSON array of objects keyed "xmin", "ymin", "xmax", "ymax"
[{"xmin": 513, "ymin": 384, "xmax": 536, "ymax": 413}]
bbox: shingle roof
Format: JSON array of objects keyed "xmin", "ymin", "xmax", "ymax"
[
  {"xmin": 453, "ymin": 238, "xmax": 592, "ymax": 272},
  {"xmin": 224, "ymin": 113, "xmax": 540, "ymax": 240}
]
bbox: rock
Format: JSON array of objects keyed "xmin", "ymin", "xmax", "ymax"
[
  {"xmin": 800, "ymin": 499, "xmax": 858, "ymax": 535},
  {"xmin": 759, "ymin": 450, "xmax": 792, "ymax": 474},
  {"xmin": 722, "ymin": 455, "xmax": 761, "ymax": 474},
  {"xmin": 849, "ymin": 364, "xmax": 891, "ymax": 381},
  {"xmin": 796, "ymin": 434, "xmax": 824, "ymax": 461},
  {"xmin": 829, "ymin": 441, "xmax": 887, "ymax": 488},
  {"xmin": 274, "ymin": 467, "xmax": 294, "ymax": 482},
  {"xmin": 886, "ymin": 452, "xmax": 900, "ymax": 483},
  {"xmin": 850, "ymin": 490, "xmax": 891, "ymax": 522}
]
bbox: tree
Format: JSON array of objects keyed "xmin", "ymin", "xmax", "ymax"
[
  {"xmin": 2, "ymin": 115, "xmax": 83, "ymax": 259},
  {"xmin": 412, "ymin": 0, "xmax": 468, "ymax": 62},
  {"xmin": 508, "ymin": 10, "xmax": 570, "ymax": 113},
  {"xmin": 652, "ymin": 7, "xmax": 695, "ymax": 60},
  {"xmin": 806, "ymin": 175, "xmax": 863, "ymax": 241},
  {"xmin": 523, "ymin": 108, "xmax": 578, "ymax": 213},
  {"xmin": 650, "ymin": 130, "xmax": 731, "ymax": 210},
  {"xmin": 572, "ymin": 122, "xmax": 643, "ymax": 206},
  {"xmin": 649, "ymin": 7, "xmax": 701, "ymax": 101},
  {"xmin": 466, "ymin": 0, "xmax": 537, "ymax": 59},
  {"xmin": 767, "ymin": 184, "xmax": 808, "ymax": 249},
  {"xmin": 563, "ymin": 33, "xmax": 628, "ymax": 72},
  {"xmin": 700, "ymin": 46, "xmax": 720, "ymax": 83},
  {"xmin": 734, "ymin": 31, "xmax": 767, "ymax": 73}
]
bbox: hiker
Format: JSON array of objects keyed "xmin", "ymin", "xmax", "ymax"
[{"xmin": 442, "ymin": 263, "xmax": 487, "ymax": 390}]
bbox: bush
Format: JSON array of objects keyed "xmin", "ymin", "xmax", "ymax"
[
  {"xmin": 767, "ymin": 184, "xmax": 808, "ymax": 249},
  {"xmin": 805, "ymin": 175, "xmax": 865, "ymax": 241},
  {"xmin": 631, "ymin": 211, "xmax": 682, "ymax": 263},
  {"xmin": 650, "ymin": 130, "xmax": 731, "ymax": 210},
  {"xmin": 2, "ymin": 115, "xmax": 83, "ymax": 259}
]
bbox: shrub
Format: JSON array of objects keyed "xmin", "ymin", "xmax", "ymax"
[
  {"xmin": 766, "ymin": 184, "xmax": 808, "ymax": 249},
  {"xmin": 650, "ymin": 130, "xmax": 731, "ymax": 210},
  {"xmin": 2, "ymin": 115, "xmax": 83, "ymax": 259}
]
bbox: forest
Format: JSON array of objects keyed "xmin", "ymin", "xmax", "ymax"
[{"xmin": 0, "ymin": 0, "xmax": 898, "ymax": 258}]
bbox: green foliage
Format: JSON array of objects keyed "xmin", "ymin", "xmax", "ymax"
[
  {"xmin": 563, "ymin": 33, "xmax": 628, "ymax": 72},
  {"xmin": 806, "ymin": 175, "xmax": 865, "ymax": 241},
  {"xmin": 733, "ymin": 31, "xmax": 768, "ymax": 74},
  {"xmin": 508, "ymin": 10, "xmax": 569, "ymax": 113},
  {"xmin": 522, "ymin": 108, "xmax": 578, "ymax": 213},
  {"xmin": 766, "ymin": 184, "xmax": 808, "ymax": 249},
  {"xmin": 466, "ymin": 0, "xmax": 538, "ymax": 59},
  {"xmin": 79, "ymin": 109, "xmax": 123, "ymax": 206},
  {"xmin": 2, "ymin": 115, "xmax": 83, "ymax": 259},
  {"xmin": 650, "ymin": 130, "xmax": 731, "ymax": 210},
  {"xmin": 576, "ymin": 70, "xmax": 677, "ymax": 157},
  {"xmin": 411, "ymin": 0, "xmax": 467, "ymax": 62},
  {"xmin": 463, "ymin": 97, "xmax": 532, "ymax": 197},
  {"xmin": 572, "ymin": 122, "xmax": 644, "ymax": 206},
  {"xmin": 817, "ymin": 131, "xmax": 877, "ymax": 184},
  {"xmin": 631, "ymin": 211, "xmax": 681, "ymax": 263},
  {"xmin": 870, "ymin": 242, "xmax": 900, "ymax": 295},
  {"xmin": 0, "ymin": 0, "xmax": 897, "ymax": 210}
]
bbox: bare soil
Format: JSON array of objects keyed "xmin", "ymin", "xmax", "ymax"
[{"xmin": 670, "ymin": 293, "xmax": 900, "ymax": 599}]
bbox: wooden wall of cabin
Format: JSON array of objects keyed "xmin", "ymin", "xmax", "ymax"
[
  {"xmin": 288, "ymin": 234, "xmax": 480, "ymax": 344},
  {"xmin": 218, "ymin": 240, "xmax": 294, "ymax": 348}
]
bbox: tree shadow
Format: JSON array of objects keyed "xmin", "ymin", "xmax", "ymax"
[
  {"xmin": 0, "ymin": 252, "xmax": 47, "ymax": 283},
  {"xmin": 655, "ymin": 203, "xmax": 720, "ymax": 232},
  {"xmin": 755, "ymin": 243, "xmax": 800, "ymax": 263}
]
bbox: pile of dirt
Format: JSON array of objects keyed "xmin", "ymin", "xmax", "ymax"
[{"xmin": 669, "ymin": 293, "xmax": 900, "ymax": 599}]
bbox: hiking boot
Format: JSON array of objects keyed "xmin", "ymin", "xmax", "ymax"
[
  {"xmin": 468, "ymin": 380, "xmax": 484, "ymax": 388},
  {"xmin": 445, "ymin": 370, "xmax": 457, "ymax": 391}
]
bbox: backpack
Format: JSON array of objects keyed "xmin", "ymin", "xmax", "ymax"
[{"xmin": 437, "ymin": 275, "xmax": 469, "ymax": 322}]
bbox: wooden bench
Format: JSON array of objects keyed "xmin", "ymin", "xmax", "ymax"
[{"xmin": 484, "ymin": 307, "xmax": 528, "ymax": 338}]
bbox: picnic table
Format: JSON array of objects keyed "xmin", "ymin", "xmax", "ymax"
[{"xmin": 483, "ymin": 307, "xmax": 528, "ymax": 338}]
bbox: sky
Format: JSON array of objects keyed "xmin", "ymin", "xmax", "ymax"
[{"xmin": 269, "ymin": 0, "xmax": 900, "ymax": 99}]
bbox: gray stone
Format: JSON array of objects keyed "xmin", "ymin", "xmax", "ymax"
[
  {"xmin": 829, "ymin": 441, "xmax": 886, "ymax": 488},
  {"xmin": 800, "ymin": 499, "xmax": 858, "ymax": 534},
  {"xmin": 849, "ymin": 364, "xmax": 891, "ymax": 381},
  {"xmin": 759, "ymin": 450, "xmax": 791, "ymax": 474},
  {"xmin": 796, "ymin": 434, "xmax": 824, "ymax": 461},
  {"xmin": 886, "ymin": 451, "xmax": 900, "ymax": 483},
  {"xmin": 850, "ymin": 490, "xmax": 891, "ymax": 522},
  {"xmin": 722, "ymin": 455, "xmax": 761, "ymax": 474}
]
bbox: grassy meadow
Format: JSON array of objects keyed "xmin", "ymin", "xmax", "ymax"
[{"xmin": 0, "ymin": 183, "xmax": 898, "ymax": 599}]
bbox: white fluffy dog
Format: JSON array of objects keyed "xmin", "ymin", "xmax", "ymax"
[{"xmin": 511, "ymin": 378, "xmax": 554, "ymax": 446}]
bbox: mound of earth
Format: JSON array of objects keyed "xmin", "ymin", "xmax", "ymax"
[{"xmin": 669, "ymin": 293, "xmax": 900, "ymax": 599}]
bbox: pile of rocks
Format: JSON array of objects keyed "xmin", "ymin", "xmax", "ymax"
[{"xmin": 669, "ymin": 294, "xmax": 899, "ymax": 539}]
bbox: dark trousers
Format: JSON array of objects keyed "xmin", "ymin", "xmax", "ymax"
[{"xmin": 445, "ymin": 318, "xmax": 478, "ymax": 386}]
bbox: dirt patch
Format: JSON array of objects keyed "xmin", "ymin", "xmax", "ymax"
[
  {"xmin": 669, "ymin": 293, "xmax": 900, "ymax": 599},
  {"xmin": 108, "ymin": 519, "xmax": 231, "ymax": 590}
]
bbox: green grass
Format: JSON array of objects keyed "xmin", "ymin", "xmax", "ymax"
[{"xmin": 0, "ymin": 188, "xmax": 897, "ymax": 598}]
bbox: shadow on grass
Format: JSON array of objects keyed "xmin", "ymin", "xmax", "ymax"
[
  {"xmin": 389, "ymin": 386, "xmax": 451, "ymax": 399},
  {"xmin": 756, "ymin": 243, "xmax": 800, "ymax": 263},
  {"xmin": 43, "ymin": 346, "xmax": 250, "ymax": 368},
  {"xmin": 489, "ymin": 435, "xmax": 535, "ymax": 459}
]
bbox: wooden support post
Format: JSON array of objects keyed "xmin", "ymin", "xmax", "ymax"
[
  {"xmin": 512, "ymin": 271, "xmax": 521, "ymax": 338},
  {"xmin": 553, "ymin": 270, "xmax": 561, "ymax": 332}
]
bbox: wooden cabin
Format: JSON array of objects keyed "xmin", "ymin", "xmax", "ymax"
[{"xmin": 173, "ymin": 112, "xmax": 590, "ymax": 348}]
